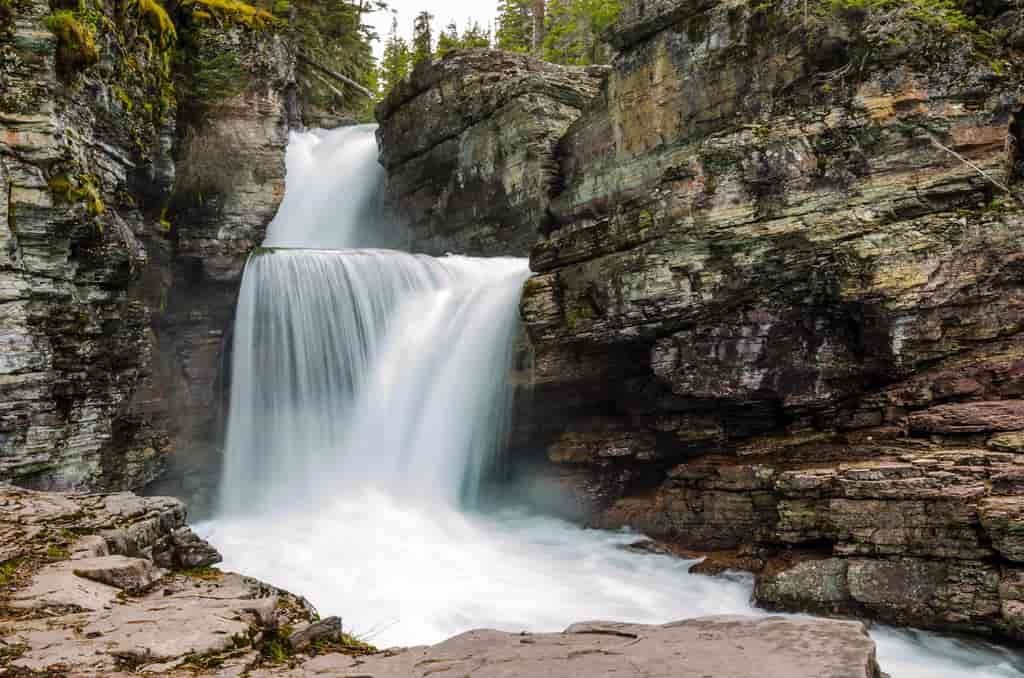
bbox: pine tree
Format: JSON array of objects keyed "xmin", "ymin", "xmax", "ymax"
[
  {"xmin": 380, "ymin": 15, "xmax": 411, "ymax": 96},
  {"xmin": 460, "ymin": 20, "xmax": 491, "ymax": 48},
  {"xmin": 495, "ymin": 0, "xmax": 532, "ymax": 52},
  {"xmin": 542, "ymin": 0, "xmax": 622, "ymax": 65},
  {"xmin": 436, "ymin": 21, "xmax": 459, "ymax": 57},
  {"xmin": 412, "ymin": 10, "xmax": 434, "ymax": 65},
  {"xmin": 288, "ymin": 0, "xmax": 384, "ymax": 120}
]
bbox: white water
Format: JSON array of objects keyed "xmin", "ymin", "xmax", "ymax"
[
  {"xmin": 207, "ymin": 126, "xmax": 1024, "ymax": 677},
  {"xmin": 220, "ymin": 248, "xmax": 527, "ymax": 514}
]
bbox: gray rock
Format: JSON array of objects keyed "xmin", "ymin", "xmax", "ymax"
[
  {"xmin": 287, "ymin": 615, "xmax": 343, "ymax": 651},
  {"xmin": 282, "ymin": 616, "xmax": 882, "ymax": 678},
  {"xmin": 376, "ymin": 50, "xmax": 606, "ymax": 257},
  {"xmin": 72, "ymin": 555, "xmax": 164, "ymax": 594},
  {"xmin": 152, "ymin": 527, "xmax": 223, "ymax": 570}
]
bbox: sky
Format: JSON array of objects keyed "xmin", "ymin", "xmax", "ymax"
[{"xmin": 367, "ymin": 0, "xmax": 497, "ymax": 58}]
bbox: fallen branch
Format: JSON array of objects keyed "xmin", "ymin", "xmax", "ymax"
[
  {"xmin": 298, "ymin": 52, "xmax": 374, "ymax": 99},
  {"xmin": 922, "ymin": 128, "xmax": 1021, "ymax": 204},
  {"xmin": 308, "ymin": 68, "xmax": 349, "ymax": 103}
]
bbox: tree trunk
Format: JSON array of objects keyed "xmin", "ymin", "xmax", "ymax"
[{"xmin": 531, "ymin": 0, "xmax": 545, "ymax": 54}]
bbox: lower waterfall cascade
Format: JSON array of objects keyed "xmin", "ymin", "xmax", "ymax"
[{"xmin": 201, "ymin": 126, "xmax": 1024, "ymax": 677}]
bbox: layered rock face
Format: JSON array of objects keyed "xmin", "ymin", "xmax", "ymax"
[
  {"xmin": 1, "ymin": 0, "xmax": 171, "ymax": 490},
  {"xmin": 0, "ymin": 1, "xmax": 294, "ymax": 496},
  {"xmin": 376, "ymin": 50, "xmax": 607, "ymax": 257},
  {"xmin": 519, "ymin": 0, "xmax": 1024, "ymax": 640}
]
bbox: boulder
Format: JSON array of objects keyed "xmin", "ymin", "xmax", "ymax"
[
  {"xmin": 72, "ymin": 555, "xmax": 164, "ymax": 595},
  {"xmin": 288, "ymin": 615, "xmax": 343, "ymax": 651},
  {"xmin": 152, "ymin": 526, "xmax": 223, "ymax": 570}
]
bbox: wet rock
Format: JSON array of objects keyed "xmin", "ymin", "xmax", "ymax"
[
  {"xmin": 72, "ymin": 555, "xmax": 164, "ymax": 595},
  {"xmin": 755, "ymin": 558, "xmax": 851, "ymax": 610},
  {"xmin": 152, "ymin": 527, "xmax": 223, "ymax": 570},
  {"xmin": 276, "ymin": 616, "xmax": 882, "ymax": 678}
]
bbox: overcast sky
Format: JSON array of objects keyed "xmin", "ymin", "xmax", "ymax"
[{"xmin": 367, "ymin": 0, "xmax": 497, "ymax": 58}]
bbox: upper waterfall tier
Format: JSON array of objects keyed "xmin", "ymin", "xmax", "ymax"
[{"xmin": 263, "ymin": 125, "xmax": 390, "ymax": 250}]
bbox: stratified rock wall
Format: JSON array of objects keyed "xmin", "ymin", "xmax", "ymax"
[
  {"xmin": 1, "ymin": 0, "xmax": 169, "ymax": 489},
  {"xmin": 519, "ymin": 0, "xmax": 1024, "ymax": 639},
  {"xmin": 376, "ymin": 50, "xmax": 607, "ymax": 257},
  {"xmin": 0, "ymin": 0, "xmax": 295, "ymax": 495}
]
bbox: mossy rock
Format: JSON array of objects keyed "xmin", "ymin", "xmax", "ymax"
[
  {"xmin": 139, "ymin": 0, "xmax": 177, "ymax": 48},
  {"xmin": 44, "ymin": 10, "xmax": 99, "ymax": 78}
]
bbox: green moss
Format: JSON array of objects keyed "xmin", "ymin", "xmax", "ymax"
[
  {"xmin": 565, "ymin": 304, "xmax": 593, "ymax": 330},
  {"xmin": 159, "ymin": 206, "xmax": 172, "ymax": 231},
  {"xmin": 46, "ymin": 543, "xmax": 69, "ymax": 560},
  {"xmin": 48, "ymin": 173, "xmax": 105, "ymax": 216},
  {"xmin": 271, "ymin": 0, "xmax": 290, "ymax": 16},
  {"xmin": 0, "ymin": 557, "xmax": 23, "ymax": 585},
  {"xmin": 139, "ymin": 0, "xmax": 177, "ymax": 47},
  {"xmin": 311, "ymin": 632, "xmax": 377, "ymax": 657},
  {"xmin": 186, "ymin": 0, "xmax": 280, "ymax": 29},
  {"xmin": 113, "ymin": 86, "xmax": 134, "ymax": 112},
  {"xmin": 44, "ymin": 10, "xmax": 99, "ymax": 77},
  {"xmin": 181, "ymin": 566, "xmax": 223, "ymax": 580}
]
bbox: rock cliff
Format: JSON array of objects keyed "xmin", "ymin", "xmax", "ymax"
[
  {"xmin": 513, "ymin": 0, "xmax": 1024, "ymax": 640},
  {"xmin": 376, "ymin": 50, "xmax": 607, "ymax": 257},
  {"xmin": 0, "ymin": 0, "xmax": 295, "ymax": 496}
]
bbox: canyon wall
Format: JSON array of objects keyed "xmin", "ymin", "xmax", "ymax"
[
  {"xmin": 0, "ymin": 0, "xmax": 295, "ymax": 495},
  {"xmin": 519, "ymin": 0, "xmax": 1024, "ymax": 640}
]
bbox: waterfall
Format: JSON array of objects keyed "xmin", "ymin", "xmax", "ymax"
[
  {"xmin": 263, "ymin": 125, "xmax": 385, "ymax": 249},
  {"xmin": 220, "ymin": 248, "xmax": 528, "ymax": 514},
  {"xmin": 219, "ymin": 124, "xmax": 529, "ymax": 514}
]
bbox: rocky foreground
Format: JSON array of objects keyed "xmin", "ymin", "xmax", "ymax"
[{"xmin": 0, "ymin": 485, "xmax": 885, "ymax": 676}]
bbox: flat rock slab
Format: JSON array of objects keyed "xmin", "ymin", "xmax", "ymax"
[
  {"xmin": 254, "ymin": 616, "xmax": 881, "ymax": 678},
  {"xmin": 8, "ymin": 572, "xmax": 278, "ymax": 672},
  {"xmin": 72, "ymin": 555, "xmax": 165, "ymax": 593}
]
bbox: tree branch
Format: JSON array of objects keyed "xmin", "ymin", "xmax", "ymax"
[
  {"xmin": 922, "ymin": 128, "xmax": 1021, "ymax": 204},
  {"xmin": 298, "ymin": 52, "xmax": 375, "ymax": 99}
]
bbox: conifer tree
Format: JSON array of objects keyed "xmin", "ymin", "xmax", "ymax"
[
  {"xmin": 380, "ymin": 15, "xmax": 411, "ymax": 95},
  {"xmin": 460, "ymin": 20, "xmax": 491, "ymax": 48},
  {"xmin": 412, "ymin": 10, "xmax": 434, "ymax": 65},
  {"xmin": 495, "ymin": 0, "xmax": 532, "ymax": 52},
  {"xmin": 542, "ymin": 0, "xmax": 621, "ymax": 65},
  {"xmin": 436, "ymin": 21, "xmax": 460, "ymax": 57}
]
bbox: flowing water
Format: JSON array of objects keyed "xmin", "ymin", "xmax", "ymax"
[{"xmin": 204, "ymin": 125, "xmax": 1024, "ymax": 677}]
